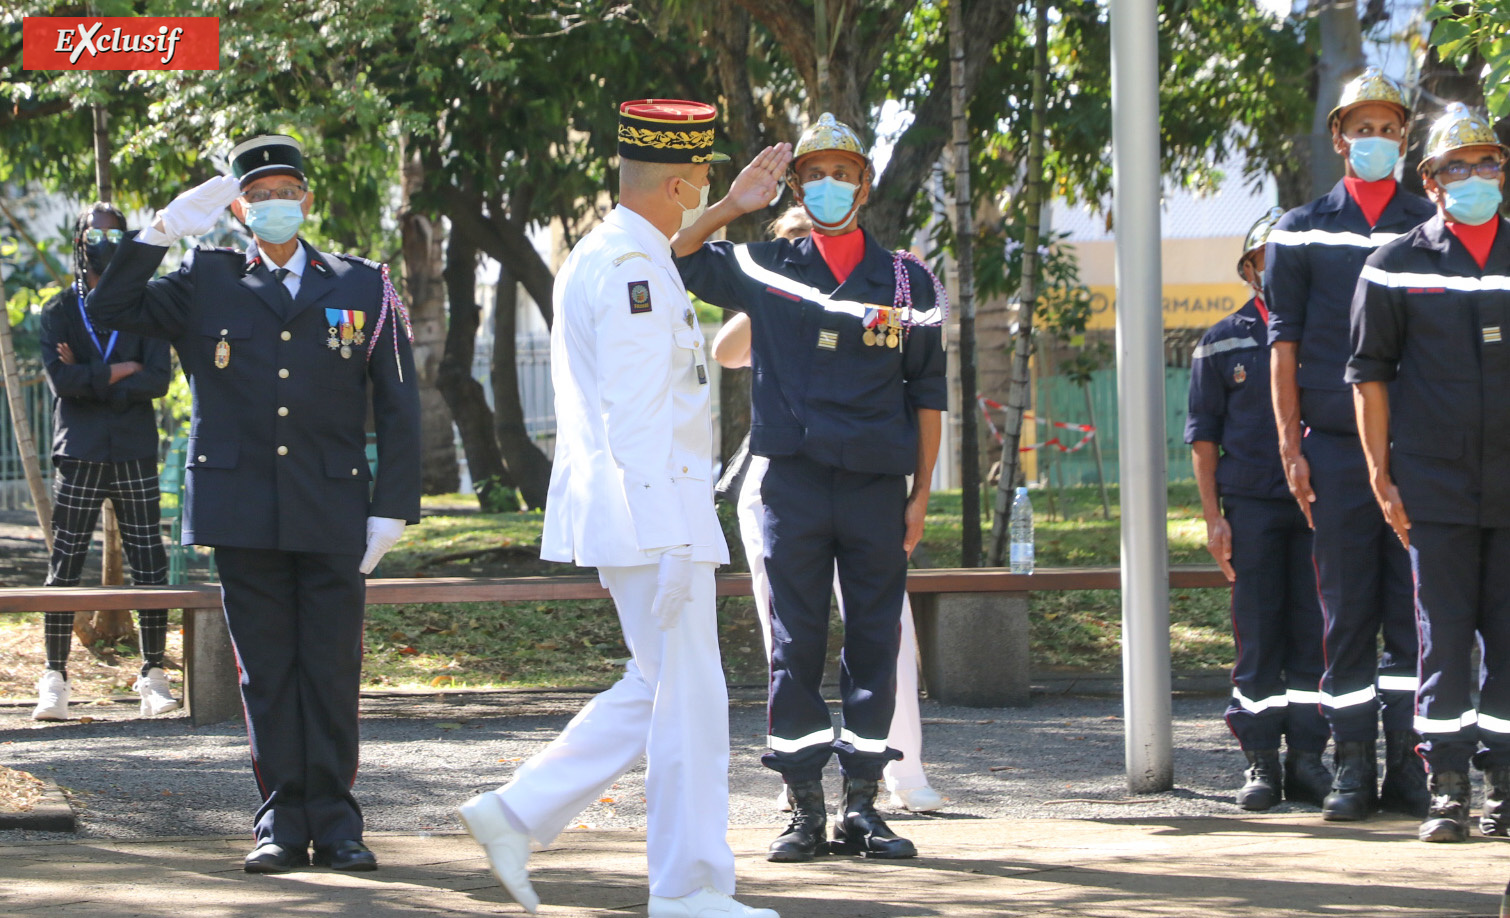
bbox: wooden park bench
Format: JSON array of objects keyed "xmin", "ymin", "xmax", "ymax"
[{"xmin": 0, "ymin": 566, "xmax": 1230, "ymax": 725}]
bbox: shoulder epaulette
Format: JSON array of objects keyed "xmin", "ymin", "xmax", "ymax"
[
  {"xmin": 331, "ymin": 252, "xmax": 383, "ymax": 272},
  {"xmin": 194, "ymin": 243, "xmax": 242, "ymax": 255}
]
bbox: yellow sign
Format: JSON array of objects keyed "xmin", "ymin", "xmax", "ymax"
[{"xmin": 1084, "ymin": 284, "xmax": 1251, "ymax": 330}]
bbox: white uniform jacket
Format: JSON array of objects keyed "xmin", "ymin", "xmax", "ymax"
[{"xmin": 541, "ymin": 205, "xmax": 729, "ymax": 568}]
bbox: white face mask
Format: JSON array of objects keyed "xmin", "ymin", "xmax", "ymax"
[{"xmin": 676, "ymin": 178, "xmax": 710, "ymax": 229}]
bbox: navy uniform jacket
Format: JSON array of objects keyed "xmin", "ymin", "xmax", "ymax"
[
  {"xmin": 1185, "ymin": 298, "xmax": 1288, "ymax": 501},
  {"xmin": 1266, "ymin": 179, "xmax": 1435, "ymax": 434},
  {"xmin": 87, "ymin": 233, "xmax": 421, "ymax": 555},
  {"xmin": 1347, "ymin": 214, "xmax": 1510, "ymax": 527},
  {"xmin": 39, "ymin": 288, "xmax": 172, "ymax": 462},
  {"xmin": 675, "ymin": 232, "xmax": 947, "ymax": 476}
]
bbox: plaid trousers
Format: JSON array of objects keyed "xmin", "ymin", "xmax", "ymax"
[{"xmin": 44, "ymin": 457, "xmax": 169, "ymax": 671}]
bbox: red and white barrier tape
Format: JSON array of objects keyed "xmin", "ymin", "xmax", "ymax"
[{"xmin": 977, "ymin": 395, "xmax": 1096, "ymax": 453}]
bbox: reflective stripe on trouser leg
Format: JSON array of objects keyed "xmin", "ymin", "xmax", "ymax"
[
  {"xmin": 831, "ymin": 466, "xmax": 907, "ymax": 781},
  {"xmin": 1469, "ymin": 526, "xmax": 1510, "ymax": 770},
  {"xmin": 762, "ymin": 457, "xmax": 841, "ymax": 782},
  {"xmin": 1223, "ymin": 496, "xmax": 1325, "ymax": 751},
  {"xmin": 498, "ymin": 563, "xmax": 734, "ymax": 900},
  {"xmin": 1410, "ymin": 522, "xmax": 1482, "ymax": 774},
  {"xmin": 1307, "ymin": 431, "xmax": 1412, "ymax": 742}
]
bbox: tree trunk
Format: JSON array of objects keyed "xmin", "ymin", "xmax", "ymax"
[
  {"xmin": 437, "ymin": 226, "xmax": 515, "ymax": 512},
  {"xmin": 490, "ymin": 258, "xmax": 553, "ymax": 510},
  {"xmin": 1309, "ymin": 1, "xmax": 1365, "ymax": 198},
  {"xmin": 399, "ymin": 146, "xmax": 459, "ymax": 495},
  {"xmin": 988, "ymin": 0, "xmax": 1048, "ymax": 566},
  {"xmin": 949, "ymin": 0, "xmax": 981, "ymax": 567}
]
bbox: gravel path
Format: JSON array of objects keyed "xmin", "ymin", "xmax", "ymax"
[{"xmin": 0, "ymin": 687, "xmax": 1272, "ymax": 844}]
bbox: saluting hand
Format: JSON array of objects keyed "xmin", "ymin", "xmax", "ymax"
[
  {"xmin": 1373, "ymin": 479, "xmax": 1411, "ymax": 550},
  {"xmin": 727, "ymin": 143, "xmax": 794, "ymax": 215},
  {"xmin": 1282, "ymin": 451, "xmax": 1315, "ymax": 529},
  {"xmin": 1204, "ymin": 515, "xmax": 1235, "ymax": 582}
]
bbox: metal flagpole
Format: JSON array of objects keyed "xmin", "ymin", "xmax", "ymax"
[{"xmin": 1110, "ymin": 0, "xmax": 1171, "ymax": 793}]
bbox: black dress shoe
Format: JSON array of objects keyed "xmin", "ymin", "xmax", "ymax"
[
  {"xmin": 244, "ymin": 842, "xmax": 309, "ymax": 874},
  {"xmin": 313, "ymin": 839, "xmax": 378, "ymax": 871}
]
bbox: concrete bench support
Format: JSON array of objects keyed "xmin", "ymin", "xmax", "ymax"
[
  {"xmin": 911, "ymin": 591, "xmax": 1030, "ymax": 708},
  {"xmin": 183, "ymin": 605, "xmax": 240, "ymax": 727}
]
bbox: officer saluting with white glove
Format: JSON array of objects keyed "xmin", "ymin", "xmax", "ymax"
[
  {"xmin": 87, "ymin": 135, "xmax": 421, "ymax": 874},
  {"xmin": 457, "ymin": 100, "xmax": 780, "ymax": 918}
]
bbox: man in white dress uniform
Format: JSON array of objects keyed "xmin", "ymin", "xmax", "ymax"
[{"xmin": 456, "ymin": 99, "xmax": 789, "ymax": 918}]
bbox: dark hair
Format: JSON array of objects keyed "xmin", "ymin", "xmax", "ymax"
[{"xmin": 73, "ymin": 201, "xmax": 127, "ymax": 281}]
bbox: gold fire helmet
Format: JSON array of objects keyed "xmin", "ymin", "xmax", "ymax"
[
  {"xmin": 1327, "ymin": 68, "xmax": 1409, "ymax": 131},
  {"xmin": 1418, "ymin": 101, "xmax": 1509, "ymax": 175},
  {"xmin": 792, "ymin": 112, "xmax": 869, "ymax": 169},
  {"xmin": 1238, "ymin": 206, "xmax": 1286, "ymax": 275}
]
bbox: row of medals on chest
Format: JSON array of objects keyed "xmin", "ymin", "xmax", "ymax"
[
  {"xmin": 212, "ymin": 310, "xmax": 365, "ymax": 369},
  {"xmin": 862, "ymin": 305, "xmax": 903, "ymax": 348}
]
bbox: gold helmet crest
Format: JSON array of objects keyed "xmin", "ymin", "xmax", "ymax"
[
  {"xmin": 793, "ymin": 112, "xmax": 869, "ymax": 167},
  {"xmin": 1418, "ymin": 102, "xmax": 1508, "ymax": 175},
  {"xmin": 1238, "ymin": 206, "xmax": 1285, "ymax": 275},
  {"xmin": 1327, "ymin": 68, "xmax": 1409, "ymax": 131}
]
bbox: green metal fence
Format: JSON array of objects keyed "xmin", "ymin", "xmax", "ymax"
[
  {"xmin": 1030, "ymin": 367, "xmax": 1194, "ymax": 487},
  {"xmin": 0, "ymin": 373, "xmax": 54, "ymax": 510}
]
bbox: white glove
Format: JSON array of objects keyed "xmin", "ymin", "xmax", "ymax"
[
  {"xmin": 649, "ymin": 546, "xmax": 695, "ymax": 631},
  {"xmin": 359, "ymin": 517, "xmax": 406, "ymax": 575},
  {"xmin": 140, "ymin": 175, "xmax": 242, "ymax": 245}
]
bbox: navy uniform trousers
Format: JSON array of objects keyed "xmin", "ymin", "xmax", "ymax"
[
  {"xmin": 1304, "ymin": 428, "xmax": 1416, "ymax": 743},
  {"xmin": 760, "ymin": 454, "xmax": 906, "ymax": 783},
  {"xmin": 1223, "ymin": 495, "xmax": 1329, "ymax": 752},
  {"xmin": 1410, "ymin": 524, "xmax": 1510, "ymax": 773}
]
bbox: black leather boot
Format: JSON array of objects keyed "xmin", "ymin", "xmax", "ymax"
[
  {"xmin": 1379, "ymin": 731, "xmax": 1431, "ymax": 818},
  {"xmin": 1322, "ymin": 740, "xmax": 1378, "ymax": 821},
  {"xmin": 768, "ymin": 780, "xmax": 827, "ymax": 862},
  {"xmin": 1237, "ymin": 750, "xmax": 1282, "ymax": 811},
  {"xmin": 1283, "ymin": 749, "xmax": 1333, "ymax": 807},
  {"xmin": 1418, "ymin": 771, "xmax": 1471, "ymax": 843},
  {"xmin": 1481, "ymin": 766, "xmax": 1510, "ymax": 836},
  {"xmin": 831, "ymin": 776, "xmax": 917, "ymax": 858}
]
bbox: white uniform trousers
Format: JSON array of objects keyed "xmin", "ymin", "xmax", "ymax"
[
  {"xmin": 492, "ymin": 562, "xmax": 735, "ymax": 899},
  {"xmin": 737, "ymin": 456, "xmax": 928, "ymax": 790}
]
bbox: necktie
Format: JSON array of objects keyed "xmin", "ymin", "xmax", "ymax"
[{"xmin": 269, "ymin": 266, "xmax": 296, "ymax": 317}]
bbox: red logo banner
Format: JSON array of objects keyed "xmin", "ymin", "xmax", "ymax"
[{"xmin": 22, "ymin": 17, "xmax": 220, "ymax": 71}]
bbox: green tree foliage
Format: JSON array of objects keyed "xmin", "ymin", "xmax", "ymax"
[{"xmin": 1427, "ymin": 1, "xmax": 1510, "ymax": 116}]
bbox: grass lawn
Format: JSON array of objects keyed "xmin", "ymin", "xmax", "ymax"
[
  {"xmin": 357, "ymin": 482, "xmax": 1233, "ymax": 691},
  {"xmin": 0, "ymin": 483, "xmax": 1235, "ymax": 698}
]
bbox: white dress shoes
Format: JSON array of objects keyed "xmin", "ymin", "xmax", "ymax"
[
  {"xmin": 648, "ymin": 887, "xmax": 779, "ymax": 918},
  {"xmin": 457, "ymin": 792, "xmax": 540, "ymax": 914},
  {"xmin": 889, "ymin": 784, "xmax": 946, "ymax": 812}
]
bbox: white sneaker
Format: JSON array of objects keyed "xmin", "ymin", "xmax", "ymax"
[
  {"xmin": 457, "ymin": 792, "xmax": 540, "ymax": 914},
  {"xmin": 133, "ymin": 667, "xmax": 181, "ymax": 716},
  {"xmin": 648, "ymin": 887, "xmax": 779, "ymax": 918},
  {"xmin": 31, "ymin": 670, "xmax": 70, "ymax": 721},
  {"xmin": 775, "ymin": 784, "xmax": 792, "ymax": 812},
  {"xmin": 889, "ymin": 784, "xmax": 946, "ymax": 812}
]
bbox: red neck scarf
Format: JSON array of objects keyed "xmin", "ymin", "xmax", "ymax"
[
  {"xmin": 1253, "ymin": 295, "xmax": 1269, "ymax": 327},
  {"xmin": 1343, "ymin": 176, "xmax": 1397, "ymax": 228},
  {"xmin": 1446, "ymin": 217, "xmax": 1499, "ymax": 271},
  {"xmin": 811, "ymin": 228, "xmax": 866, "ymax": 286}
]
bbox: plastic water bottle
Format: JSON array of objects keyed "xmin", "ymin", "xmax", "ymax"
[{"xmin": 1009, "ymin": 487, "xmax": 1034, "ymax": 574}]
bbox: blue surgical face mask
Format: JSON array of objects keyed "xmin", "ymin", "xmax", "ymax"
[
  {"xmin": 244, "ymin": 198, "xmax": 306, "ymax": 244},
  {"xmin": 802, "ymin": 177, "xmax": 859, "ymax": 230},
  {"xmin": 1443, "ymin": 175, "xmax": 1504, "ymax": 226},
  {"xmin": 1347, "ymin": 136, "xmax": 1401, "ymax": 182}
]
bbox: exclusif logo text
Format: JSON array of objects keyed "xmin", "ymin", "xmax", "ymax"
[{"xmin": 53, "ymin": 22, "xmax": 185, "ymax": 65}]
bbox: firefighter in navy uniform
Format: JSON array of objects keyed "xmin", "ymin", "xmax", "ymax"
[
  {"xmin": 1266, "ymin": 68, "xmax": 1435, "ymax": 821},
  {"xmin": 1350, "ymin": 103, "xmax": 1510, "ymax": 843},
  {"xmin": 672, "ymin": 113, "xmax": 947, "ymax": 863},
  {"xmin": 87, "ymin": 135, "xmax": 421, "ymax": 873},
  {"xmin": 1188, "ymin": 208, "xmax": 1332, "ymax": 811}
]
